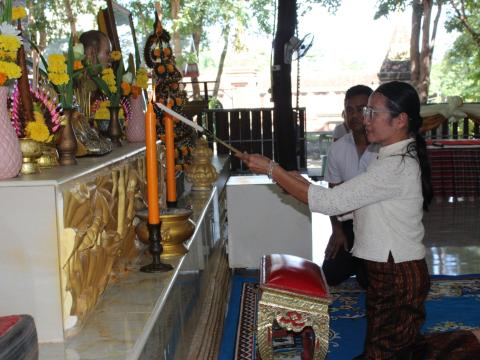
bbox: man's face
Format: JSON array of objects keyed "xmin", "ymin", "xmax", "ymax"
[{"xmin": 344, "ymin": 94, "xmax": 369, "ymax": 132}]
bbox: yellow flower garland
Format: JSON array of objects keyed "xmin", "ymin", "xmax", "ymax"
[
  {"xmin": 0, "ymin": 60, "xmax": 21, "ymax": 79},
  {"xmin": 11, "ymin": 7, "xmax": 27, "ymax": 21},
  {"xmin": 0, "ymin": 34, "xmax": 21, "ymax": 53},
  {"xmin": 101, "ymin": 68, "xmax": 117, "ymax": 93},
  {"xmin": 47, "ymin": 54, "xmax": 69, "ymax": 86},
  {"xmin": 135, "ymin": 68, "xmax": 149, "ymax": 89},
  {"xmin": 94, "ymin": 100, "xmax": 125, "ymax": 120},
  {"xmin": 110, "ymin": 51, "xmax": 122, "ymax": 61},
  {"xmin": 25, "ymin": 119, "xmax": 53, "ymax": 143}
]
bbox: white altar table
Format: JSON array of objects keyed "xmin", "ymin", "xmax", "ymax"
[{"xmin": 0, "ymin": 143, "xmax": 230, "ymax": 359}]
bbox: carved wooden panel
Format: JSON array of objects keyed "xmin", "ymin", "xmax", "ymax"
[{"xmin": 60, "ymin": 150, "xmax": 164, "ymax": 327}]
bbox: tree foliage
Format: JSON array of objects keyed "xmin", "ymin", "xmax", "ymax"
[
  {"xmin": 25, "ymin": 0, "xmax": 99, "ymax": 47},
  {"xmin": 445, "ymin": 0, "xmax": 480, "ymax": 46},
  {"xmin": 373, "ymin": 0, "xmax": 445, "ymax": 103},
  {"xmin": 432, "ymin": 0, "xmax": 480, "ymax": 101},
  {"xmin": 22, "ymin": 0, "xmax": 344, "ymax": 101}
]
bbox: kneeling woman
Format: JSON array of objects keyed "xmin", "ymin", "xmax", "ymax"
[{"xmin": 237, "ymin": 81, "xmax": 480, "ymax": 358}]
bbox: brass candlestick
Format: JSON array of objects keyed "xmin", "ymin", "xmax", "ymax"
[
  {"xmin": 136, "ymin": 208, "xmax": 194, "ymax": 258},
  {"xmin": 140, "ymin": 223, "xmax": 173, "ymax": 273}
]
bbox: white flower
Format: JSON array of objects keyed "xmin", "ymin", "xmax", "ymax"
[
  {"xmin": 0, "ymin": 22, "xmax": 22, "ymax": 42},
  {"xmin": 72, "ymin": 43, "xmax": 84, "ymax": 60},
  {"xmin": 122, "ymin": 72, "xmax": 133, "ymax": 84}
]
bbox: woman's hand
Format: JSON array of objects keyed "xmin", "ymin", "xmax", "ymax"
[{"xmin": 235, "ymin": 152, "xmax": 272, "ymax": 175}]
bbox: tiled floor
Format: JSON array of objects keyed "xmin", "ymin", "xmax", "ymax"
[
  {"xmin": 424, "ymin": 198, "xmax": 480, "ymax": 275},
  {"xmin": 312, "ymin": 198, "xmax": 480, "ymax": 276}
]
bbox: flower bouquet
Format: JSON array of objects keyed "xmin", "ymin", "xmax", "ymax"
[
  {"xmin": 124, "ymin": 66, "xmax": 149, "ymax": 142},
  {"xmin": 87, "ymin": 50, "xmax": 126, "ymax": 108},
  {"xmin": 10, "ymin": 84, "xmax": 63, "ymax": 143},
  {"xmin": 0, "ymin": 0, "xmax": 23, "ymax": 87},
  {"xmin": 87, "ymin": 50, "xmax": 131, "ymax": 145},
  {"xmin": 0, "ymin": 0, "xmax": 26, "ymax": 179},
  {"xmin": 45, "ymin": 36, "xmax": 84, "ymax": 111},
  {"xmin": 113, "ymin": 63, "xmax": 149, "ymax": 108},
  {"xmin": 31, "ymin": 35, "xmax": 85, "ymax": 164}
]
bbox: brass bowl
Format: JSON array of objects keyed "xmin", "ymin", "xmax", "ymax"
[
  {"xmin": 136, "ymin": 208, "xmax": 195, "ymax": 258},
  {"xmin": 19, "ymin": 138, "xmax": 43, "ymax": 174},
  {"xmin": 37, "ymin": 144, "xmax": 59, "ymax": 168},
  {"xmin": 19, "ymin": 138, "xmax": 43, "ymax": 158}
]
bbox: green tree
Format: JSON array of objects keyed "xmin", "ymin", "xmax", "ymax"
[
  {"xmin": 432, "ymin": 0, "xmax": 480, "ymax": 101},
  {"xmin": 374, "ymin": 0, "xmax": 444, "ymax": 103},
  {"xmin": 25, "ymin": 0, "xmax": 99, "ymax": 49},
  {"xmin": 119, "ymin": 0, "xmax": 340, "ymax": 101},
  {"xmin": 430, "ymin": 36, "xmax": 480, "ymax": 102},
  {"xmin": 446, "ymin": 0, "xmax": 480, "ymax": 47}
]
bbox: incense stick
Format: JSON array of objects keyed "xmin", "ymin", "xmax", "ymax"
[
  {"xmin": 155, "ymin": 102, "xmax": 242, "ymax": 154},
  {"xmin": 155, "ymin": 102, "xmax": 204, "ymax": 132}
]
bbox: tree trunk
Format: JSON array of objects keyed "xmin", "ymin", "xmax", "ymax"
[
  {"xmin": 39, "ymin": 31, "xmax": 47, "ymax": 50},
  {"xmin": 410, "ymin": 0, "xmax": 441, "ymax": 104},
  {"xmin": 212, "ymin": 28, "xmax": 229, "ymax": 99},
  {"xmin": 272, "ymin": 0, "xmax": 297, "ymax": 170},
  {"xmin": 410, "ymin": 1, "xmax": 422, "ymax": 86},
  {"xmin": 191, "ymin": 30, "xmax": 202, "ymax": 100},
  {"xmin": 170, "ymin": 0, "xmax": 181, "ymax": 59},
  {"xmin": 418, "ymin": 0, "xmax": 433, "ymax": 103},
  {"xmin": 62, "ymin": 0, "xmax": 77, "ymax": 38}
]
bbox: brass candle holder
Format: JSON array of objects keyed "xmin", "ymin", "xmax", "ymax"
[{"xmin": 136, "ymin": 207, "xmax": 195, "ymax": 258}]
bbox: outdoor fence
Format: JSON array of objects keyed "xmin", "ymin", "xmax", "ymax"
[{"xmin": 195, "ymin": 108, "xmax": 307, "ymax": 172}]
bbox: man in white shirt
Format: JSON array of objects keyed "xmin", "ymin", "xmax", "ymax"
[
  {"xmin": 332, "ymin": 114, "xmax": 349, "ymax": 141},
  {"xmin": 322, "ymin": 85, "xmax": 377, "ymax": 288}
]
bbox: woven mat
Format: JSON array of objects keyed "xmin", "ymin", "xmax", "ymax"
[{"xmin": 230, "ymin": 276, "xmax": 480, "ymax": 359}]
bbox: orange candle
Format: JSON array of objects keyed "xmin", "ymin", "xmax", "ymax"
[
  {"xmin": 145, "ymin": 101, "xmax": 160, "ymax": 224},
  {"xmin": 164, "ymin": 113, "xmax": 176, "ymax": 204}
]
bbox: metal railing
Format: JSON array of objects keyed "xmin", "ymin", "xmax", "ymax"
[
  {"xmin": 195, "ymin": 107, "xmax": 306, "ymax": 172},
  {"xmin": 424, "ymin": 118, "xmax": 480, "ymax": 139}
]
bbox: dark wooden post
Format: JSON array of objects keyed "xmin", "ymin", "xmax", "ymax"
[{"xmin": 271, "ymin": 0, "xmax": 297, "ymax": 170}]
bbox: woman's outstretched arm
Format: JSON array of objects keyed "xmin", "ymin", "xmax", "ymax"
[{"xmin": 236, "ymin": 153, "xmax": 310, "ymax": 204}]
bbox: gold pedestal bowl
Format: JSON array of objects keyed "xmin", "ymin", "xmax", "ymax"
[
  {"xmin": 136, "ymin": 208, "xmax": 195, "ymax": 258},
  {"xmin": 19, "ymin": 138, "xmax": 43, "ymax": 175},
  {"xmin": 37, "ymin": 143, "xmax": 59, "ymax": 168}
]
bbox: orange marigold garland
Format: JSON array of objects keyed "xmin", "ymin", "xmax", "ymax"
[{"xmin": 143, "ymin": 11, "xmax": 192, "ymax": 168}]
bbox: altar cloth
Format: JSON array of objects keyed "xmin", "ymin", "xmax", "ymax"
[{"xmin": 427, "ymin": 144, "xmax": 480, "ymax": 199}]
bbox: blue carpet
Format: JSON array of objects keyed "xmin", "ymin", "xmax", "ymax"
[
  {"xmin": 219, "ymin": 274, "xmax": 480, "ymax": 359},
  {"xmin": 218, "ymin": 275, "xmax": 258, "ymax": 360}
]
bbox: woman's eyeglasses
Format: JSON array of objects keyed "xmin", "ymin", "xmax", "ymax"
[{"xmin": 362, "ymin": 106, "xmax": 396, "ymax": 119}]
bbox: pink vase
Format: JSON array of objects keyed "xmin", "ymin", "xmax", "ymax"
[
  {"xmin": 0, "ymin": 86, "xmax": 22, "ymax": 180},
  {"xmin": 126, "ymin": 95, "xmax": 146, "ymax": 142}
]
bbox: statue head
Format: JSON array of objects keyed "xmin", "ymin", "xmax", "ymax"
[{"xmin": 79, "ymin": 30, "xmax": 111, "ymax": 66}]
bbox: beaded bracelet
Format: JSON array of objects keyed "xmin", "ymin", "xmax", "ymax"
[{"xmin": 267, "ymin": 160, "xmax": 277, "ymax": 181}]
